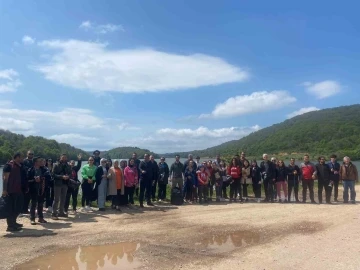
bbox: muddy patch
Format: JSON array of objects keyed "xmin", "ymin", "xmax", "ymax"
[{"xmin": 15, "ymin": 242, "xmax": 142, "ymax": 270}]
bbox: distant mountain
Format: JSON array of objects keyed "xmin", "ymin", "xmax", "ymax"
[
  {"xmin": 0, "ymin": 130, "xmax": 89, "ymax": 164},
  {"xmin": 162, "ymin": 104, "xmax": 360, "ymax": 160},
  {"xmin": 100, "ymin": 146, "xmax": 160, "ymax": 159}
]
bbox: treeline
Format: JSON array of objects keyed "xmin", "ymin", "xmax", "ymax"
[
  {"xmin": 101, "ymin": 147, "xmax": 160, "ymax": 159},
  {"xmin": 163, "ymin": 105, "xmax": 360, "ymax": 161},
  {"xmin": 0, "ymin": 130, "xmax": 89, "ymax": 164}
]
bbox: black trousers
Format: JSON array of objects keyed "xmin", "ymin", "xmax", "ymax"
[
  {"xmin": 151, "ymin": 180, "xmax": 158, "ymax": 200},
  {"xmin": 157, "ymin": 183, "xmax": 167, "ymax": 200},
  {"xmin": 230, "ymin": 178, "xmax": 241, "ymax": 200},
  {"xmin": 263, "ymin": 178, "xmax": 274, "ymax": 202},
  {"xmin": 139, "ymin": 179, "xmax": 152, "ymax": 204},
  {"xmin": 242, "ymin": 184, "xmax": 248, "ymax": 197},
  {"xmin": 333, "ymin": 179, "xmax": 339, "ymax": 200},
  {"xmin": 22, "ymin": 191, "xmax": 31, "ymax": 213},
  {"xmin": 6, "ymin": 193, "xmax": 23, "ymax": 227},
  {"xmin": 30, "ymin": 191, "xmax": 45, "ymax": 219},
  {"xmin": 318, "ymin": 180, "xmax": 332, "ymax": 203},
  {"xmin": 81, "ymin": 182, "xmax": 92, "ymax": 207},
  {"xmin": 222, "ymin": 182, "xmax": 229, "ymax": 198},
  {"xmin": 65, "ymin": 187, "xmax": 79, "ymax": 211},
  {"xmin": 302, "ymin": 180, "xmax": 315, "ymax": 202},
  {"xmin": 111, "ymin": 189, "xmax": 122, "ymax": 206},
  {"xmin": 252, "ymin": 182, "xmax": 261, "ymax": 198},
  {"xmin": 288, "ymin": 179, "xmax": 299, "ymax": 201},
  {"xmin": 45, "ymin": 182, "xmax": 54, "ymax": 208},
  {"xmin": 125, "ymin": 186, "xmax": 135, "ymax": 204}
]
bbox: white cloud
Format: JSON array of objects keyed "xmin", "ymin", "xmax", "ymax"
[
  {"xmin": 118, "ymin": 123, "xmax": 141, "ymax": 131},
  {"xmin": 287, "ymin": 107, "xmax": 320, "ymax": 118},
  {"xmin": 49, "ymin": 133, "xmax": 99, "ymax": 146},
  {"xmin": 0, "ymin": 69, "xmax": 22, "ymax": 93},
  {"xmin": 79, "ymin": 20, "xmax": 125, "ymax": 34},
  {"xmin": 304, "ymin": 80, "xmax": 342, "ymax": 99},
  {"xmin": 0, "ymin": 117, "xmax": 35, "ymax": 133},
  {"xmin": 108, "ymin": 125, "xmax": 260, "ymax": 153},
  {"xmin": 22, "ymin": 35, "xmax": 35, "ymax": 45},
  {"xmin": 200, "ymin": 90, "xmax": 296, "ymax": 119},
  {"xmin": 33, "ymin": 39, "xmax": 249, "ymax": 93}
]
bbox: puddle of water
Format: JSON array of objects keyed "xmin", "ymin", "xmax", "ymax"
[
  {"xmin": 15, "ymin": 242, "xmax": 142, "ymax": 270},
  {"xmin": 196, "ymin": 221, "xmax": 324, "ymax": 253}
]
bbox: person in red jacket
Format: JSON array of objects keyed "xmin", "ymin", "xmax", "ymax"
[
  {"xmin": 300, "ymin": 154, "xmax": 317, "ymax": 204},
  {"xmin": 197, "ymin": 165, "xmax": 209, "ymax": 204},
  {"xmin": 228, "ymin": 158, "xmax": 242, "ymax": 202}
]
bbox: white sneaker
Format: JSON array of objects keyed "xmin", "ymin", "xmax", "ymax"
[
  {"xmin": 158, "ymin": 199, "xmax": 162, "ymax": 202},
  {"xmin": 47, "ymin": 206, "xmax": 53, "ymax": 213},
  {"xmin": 86, "ymin": 206, "xmax": 93, "ymax": 212}
]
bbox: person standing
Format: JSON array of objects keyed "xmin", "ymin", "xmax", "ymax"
[
  {"xmin": 328, "ymin": 154, "xmax": 341, "ymax": 202},
  {"xmin": 183, "ymin": 154, "xmax": 195, "ymax": 172},
  {"xmin": 124, "ymin": 158, "xmax": 139, "ymax": 205},
  {"xmin": 139, "ymin": 154, "xmax": 155, "ymax": 207},
  {"xmin": 132, "ymin": 153, "xmax": 141, "ymax": 197},
  {"xmin": 2, "ymin": 153, "xmax": 26, "ymax": 232},
  {"xmin": 287, "ymin": 158, "xmax": 301, "ymax": 203},
  {"xmin": 241, "ymin": 160, "xmax": 252, "ymax": 202},
  {"xmin": 45, "ymin": 159, "xmax": 54, "ymax": 213},
  {"xmin": 260, "ymin": 154, "xmax": 277, "ymax": 203},
  {"xmin": 250, "ymin": 160, "xmax": 262, "ymax": 203},
  {"xmin": 80, "ymin": 157, "xmax": 97, "ymax": 211},
  {"xmin": 95, "ymin": 158, "xmax": 109, "ymax": 211},
  {"xmin": 27, "ymin": 157, "xmax": 50, "ymax": 224},
  {"xmin": 157, "ymin": 157, "xmax": 169, "ymax": 202},
  {"xmin": 212, "ymin": 162, "xmax": 222, "ymax": 202},
  {"xmin": 107, "ymin": 160, "xmax": 124, "ymax": 211},
  {"xmin": 22, "ymin": 150, "xmax": 34, "ymax": 214},
  {"xmin": 276, "ymin": 160, "xmax": 288, "ymax": 203},
  {"xmin": 316, "ymin": 157, "xmax": 332, "ymax": 204},
  {"xmin": 170, "ymin": 155, "xmax": 184, "ymax": 191},
  {"xmin": 150, "ymin": 155, "xmax": 159, "ymax": 202},
  {"xmin": 300, "ymin": 154, "xmax": 317, "ymax": 204},
  {"xmin": 206, "ymin": 161, "xmax": 214, "ymax": 201},
  {"xmin": 93, "ymin": 150, "xmax": 101, "ymax": 166},
  {"xmin": 339, "ymin": 156, "xmax": 358, "ymax": 204},
  {"xmin": 228, "ymin": 158, "xmax": 242, "ymax": 202},
  {"xmin": 184, "ymin": 160, "xmax": 197, "ymax": 203},
  {"xmin": 64, "ymin": 154, "xmax": 82, "ymax": 214},
  {"xmin": 195, "ymin": 156, "xmax": 201, "ymax": 167},
  {"xmin": 197, "ymin": 165, "xmax": 209, "ymax": 204},
  {"xmin": 52, "ymin": 154, "xmax": 72, "ymax": 219}
]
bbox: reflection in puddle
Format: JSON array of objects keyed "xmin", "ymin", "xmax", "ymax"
[
  {"xmin": 16, "ymin": 242, "xmax": 142, "ymax": 270},
  {"xmin": 196, "ymin": 230, "xmax": 261, "ymax": 253}
]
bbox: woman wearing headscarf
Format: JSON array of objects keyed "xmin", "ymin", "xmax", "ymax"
[
  {"xmin": 107, "ymin": 160, "xmax": 124, "ymax": 211},
  {"xmin": 95, "ymin": 158, "xmax": 108, "ymax": 211}
]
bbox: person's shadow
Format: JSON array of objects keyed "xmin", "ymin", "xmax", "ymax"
[{"xmin": 3, "ymin": 227, "xmax": 57, "ymax": 238}]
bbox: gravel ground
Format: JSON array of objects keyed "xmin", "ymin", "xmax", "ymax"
[{"xmin": 1, "ymin": 186, "xmax": 360, "ymax": 270}]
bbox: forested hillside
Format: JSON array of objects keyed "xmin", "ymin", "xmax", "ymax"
[
  {"xmin": 102, "ymin": 147, "xmax": 160, "ymax": 159},
  {"xmin": 0, "ymin": 130, "xmax": 89, "ymax": 164},
  {"xmin": 163, "ymin": 105, "xmax": 360, "ymax": 160}
]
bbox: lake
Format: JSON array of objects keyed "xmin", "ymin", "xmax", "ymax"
[{"xmin": 1, "ymin": 159, "xmax": 360, "ymax": 192}]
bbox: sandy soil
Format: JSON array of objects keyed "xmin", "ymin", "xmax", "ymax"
[{"xmin": 1, "ymin": 186, "xmax": 360, "ymax": 270}]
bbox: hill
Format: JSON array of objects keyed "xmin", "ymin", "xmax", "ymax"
[
  {"xmin": 101, "ymin": 147, "xmax": 160, "ymax": 159},
  {"xmin": 163, "ymin": 104, "xmax": 360, "ymax": 160},
  {"xmin": 0, "ymin": 130, "xmax": 89, "ymax": 164}
]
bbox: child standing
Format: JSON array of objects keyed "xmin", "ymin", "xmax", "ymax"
[
  {"xmin": 241, "ymin": 160, "xmax": 252, "ymax": 202},
  {"xmin": 197, "ymin": 165, "xmax": 209, "ymax": 204}
]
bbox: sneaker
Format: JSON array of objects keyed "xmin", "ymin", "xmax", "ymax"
[
  {"xmin": 38, "ymin": 218, "xmax": 48, "ymax": 224},
  {"xmin": 47, "ymin": 206, "xmax": 53, "ymax": 213},
  {"xmin": 343, "ymin": 201, "xmax": 349, "ymax": 204},
  {"xmin": 98, "ymin": 208, "xmax": 106, "ymax": 212},
  {"xmin": 58, "ymin": 213, "xmax": 68, "ymax": 218},
  {"xmin": 351, "ymin": 201, "xmax": 356, "ymax": 204},
  {"xmin": 147, "ymin": 202, "xmax": 155, "ymax": 206},
  {"xmin": 51, "ymin": 215, "xmax": 59, "ymax": 220},
  {"xmin": 158, "ymin": 199, "xmax": 162, "ymax": 202},
  {"xmin": 30, "ymin": 220, "xmax": 37, "ymax": 225},
  {"xmin": 311, "ymin": 201, "xmax": 317, "ymax": 204},
  {"xmin": 6, "ymin": 226, "xmax": 22, "ymax": 232}
]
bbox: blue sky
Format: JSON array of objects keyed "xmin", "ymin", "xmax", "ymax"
[{"xmin": 0, "ymin": 0, "xmax": 359, "ymax": 153}]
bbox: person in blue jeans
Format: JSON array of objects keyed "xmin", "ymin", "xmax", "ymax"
[{"xmin": 339, "ymin": 156, "xmax": 358, "ymax": 204}]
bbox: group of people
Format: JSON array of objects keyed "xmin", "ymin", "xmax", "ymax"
[{"xmin": 1, "ymin": 149, "xmax": 358, "ymax": 232}]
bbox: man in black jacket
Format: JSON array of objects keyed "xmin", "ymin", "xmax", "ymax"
[
  {"xmin": 22, "ymin": 149, "xmax": 34, "ymax": 214},
  {"xmin": 65, "ymin": 154, "xmax": 82, "ymax": 213},
  {"xmin": 28, "ymin": 157, "xmax": 51, "ymax": 225},
  {"xmin": 316, "ymin": 156, "xmax": 332, "ymax": 204},
  {"xmin": 260, "ymin": 154, "xmax": 277, "ymax": 203},
  {"xmin": 132, "ymin": 152, "xmax": 141, "ymax": 197},
  {"xmin": 328, "ymin": 154, "xmax": 340, "ymax": 202},
  {"xmin": 150, "ymin": 155, "xmax": 159, "ymax": 202},
  {"xmin": 287, "ymin": 158, "xmax": 301, "ymax": 203},
  {"xmin": 52, "ymin": 154, "xmax": 72, "ymax": 219},
  {"xmin": 139, "ymin": 154, "xmax": 154, "ymax": 207}
]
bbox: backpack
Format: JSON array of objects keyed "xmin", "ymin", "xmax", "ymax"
[{"xmin": 170, "ymin": 187, "xmax": 183, "ymax": 206}]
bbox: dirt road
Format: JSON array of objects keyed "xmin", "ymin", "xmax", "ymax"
[{"xmin": 1, "ymin": 188, "xmax": 360, "ymax": 270}]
